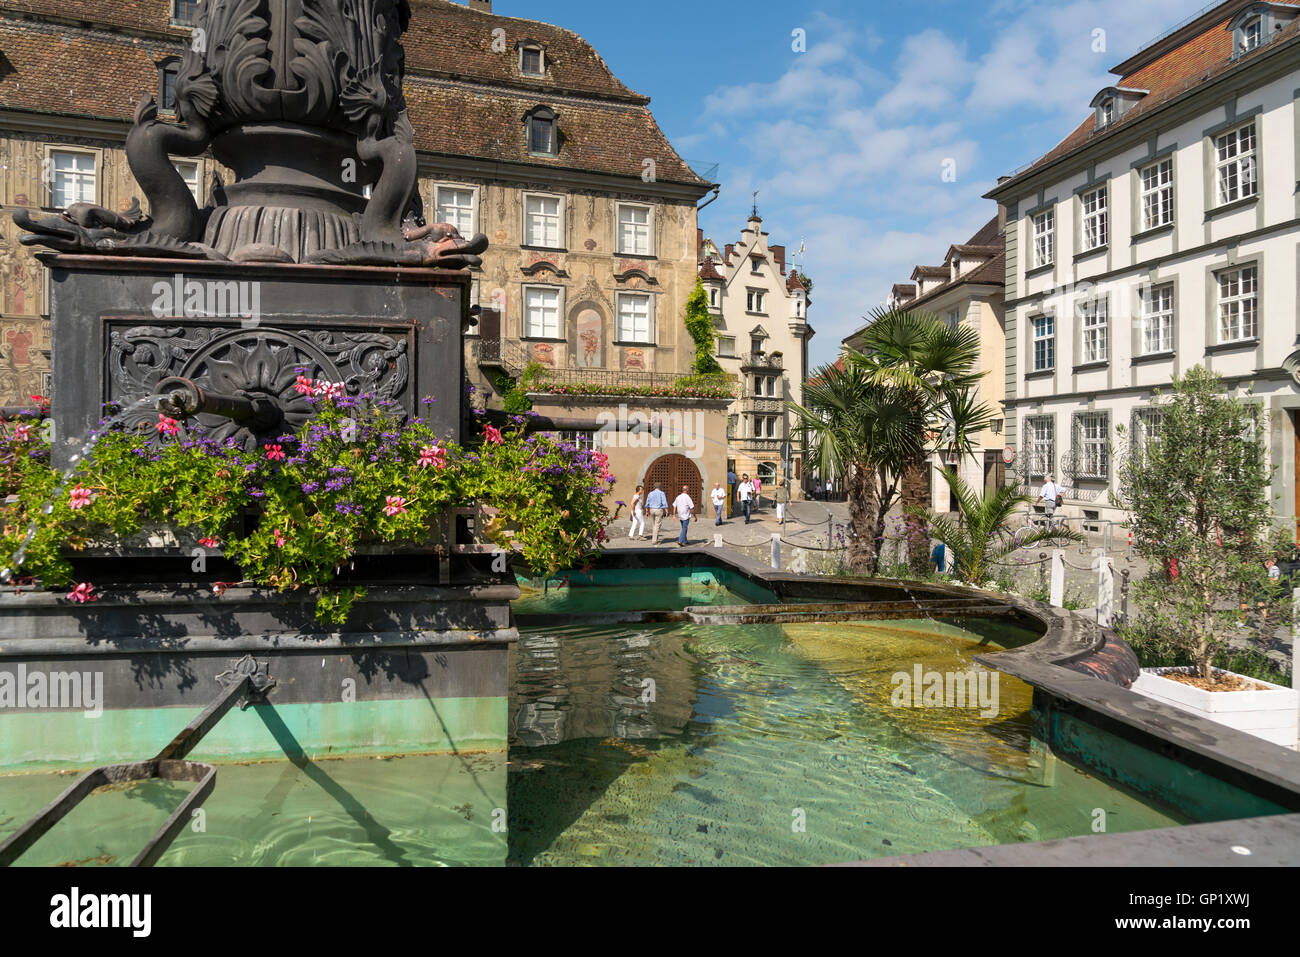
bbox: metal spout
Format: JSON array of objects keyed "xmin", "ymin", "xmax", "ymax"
[{"xmin": 156, "ymin": 376, "xmax": 284, "ymax": 433}]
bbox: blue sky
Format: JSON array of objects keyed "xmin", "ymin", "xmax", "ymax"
[{"xmin": 487, "ymin": 0, "xmax": 1202, "ymax": 368}]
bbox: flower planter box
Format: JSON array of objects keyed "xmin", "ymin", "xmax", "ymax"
[{"xmin": 1131, "ymin": 666, "xmax": 1299, "ymax": 748}]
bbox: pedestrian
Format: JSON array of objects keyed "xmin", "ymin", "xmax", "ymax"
[
  {"xmin": 775, "ymin": 479, "xmax": 788, "ymax": 523},
  {"xmin": 1035, "ymin": 473, "xmax": 1060, "ymax": 523},
  {"xmin": 711, "ymin": 482, "xmax": 726, "ymax": 525},
  {"xmin": 753, "ymin": 475, "xmax": 763, "ymax": 509},
  {"xmin": 645, "ymin": 482, "xmax": 668, "ymax": 544},
  {"xmin": 629, "ymin": 484, "xmax": 646, "ymax": 540},
  {"xmin": 930, "ymin": 541, "xmax": 946, "ymax": 574},
  {"xmin": 673, "ymin": 484, "xmax": 695, "ymax": 547},
  {"xmin": 737, "ymin": 474, "xmax": 754, "ymax": 524}
]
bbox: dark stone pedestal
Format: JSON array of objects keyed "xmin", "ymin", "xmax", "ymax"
[{"xmin": 44, "ymin": 255, "xmax": 470, "ymax": 469}]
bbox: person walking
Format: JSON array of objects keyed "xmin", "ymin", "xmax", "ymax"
[
  {"xmin": 645, "ymin": 483, "xmax": 668, "ymax": 544},
  {"xmin": 710, "ymin": 482, "xmax": 726, "ymax": 525},
  {"xmin": 1035, "ymin": 474, "xmax": 1060, "ymax": 525},
  {"xmin": 753, "ymin": 475, "xmax": 763, "ymax": 510},
  {"xmin": 726, "ymin": 468, "xmax": 737, "ymax": 516},
  {"xmin": 629, "ymin": 484, "xmax": 646, "ymax": 540},
  {"xmin": 673, "ymin": 485, "xmax": 695, "ymax": 546},
  {"xmin": 737, "ymin": 474, "xmax": 755, "ymax": 524},
  {"xmin": 774, "ymin": 480, "xmax": 788, "ymax": 524}
]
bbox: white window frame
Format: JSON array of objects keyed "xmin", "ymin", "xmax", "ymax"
[
  {"xmin": 1031, "ymin": 314, "xmax": 1055, "ymax": 372},
  {"xmin": 615, "ymin": 292, "xmax": 655, "ymax": 344},
  {"xmin": 1215, "ymin": 124, "xmax": 1257, "ymax": 206},
  {"xmin": 716, "ymin": 335, "xmax": 736, "ymax": 357},
  {"xmin": 1134, "ymin": 408, "xmax": 1164, "ymax": 464},
  {"xmin": 616, "ymin": 203, "xmax": 653, "ymax": 257},
  {"xmin": 1140, "ymin": 158, "xmax": 1174, "ymax": 231},
  {"xmin": 522, "ymin": 284, "xmax": 563, "ymax": 340},
  {"xmin": 1027, "ymin": 416, "xmax": 1055, "ymax": 478},
  {"xmin": 47, "ymin": 147, "xmax": 98, "ymax": 210},
  {"xmin": 1140, "ymin": 284, "xmax": 1174, "ymax": 355},
  {"xmin": 709, "ymin": 287, "xmax": 719, "ymax": 308},
  {"xmin": 435, "ymin": 184, "xmax": 477, "ymax": 236},
  {"xmin": 1216, "ymin": 265, "xmax": 1258, "ymax": 344},
  {"xmin": 522, "ymin": 192, "xmax": 563, "ymax": 249},
  {"xmin": 747, "ymin": 289, "xmax": 766, "ymax": 314},
  {"xmin": 1032, "ymin": 209, "xmax": 1055, "ymax": 268},
  {"xmin": 1077, "ymin": 412, "xmax": 1109, "ymax": 480},
  {"xmin": 1079, "ymin": 298, "xmax": 1108, "ymax": 365},
  {"xmin": 171, "ymin": 158, "xmax": 202, "ymax": 204},
  {"xmin": 1080, "ymin": 185, "xmax": 1108, "ymax": 251},
  {"xmin": 1242, "ymin": 16, "xmax": 1262, "ymax": 52}
]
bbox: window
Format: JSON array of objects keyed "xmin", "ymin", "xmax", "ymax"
[
  {"xmin": 1031, "ymin": 315, "xmax": 1055, "ymax": 372},
  {"xmin": 1077, "ymin": 413, "xmax": 1109, "ymax": 480},
  {"xmin": 1081, "ymin": 186, "xmax": 1108, "ymax": 251},
  {"xmin": 436, "ymin": 186, "xmax": 475, "ymax": 236},
  {"xmin": 520, "ymin": 45, "xmax": 545, "ymax": 77},
  {"xmin": 171, "ymin": 0, "xmax": 200, "ymax": 25},
  {"xmin": 524, "ymin": 194, "xmax": 561, "ymax": 248},
  {"xmin": 1215, "ymin": 124, "xmax": 1257, "ymax": 205},
  {"xmin": 709, "ymin": 287, "xmax": 719, "ymax": 308},
  {"xmin": 617, "ymin": 293, "xmax": 653, "ymax": 343},
  {"xmin": 1217, "ymin": 265, "xmax": 1258, "ymax": 343},
  {"xmin": 794, "ymin": 297, "xmax": 802, "ymax": 318},
  {"xmin": 1140, "ymin": 158, "xmax": 1174, "ymax": 230},
  {"xmin": 160, "ymin": 59, "xmax": 181, "ymax": 112},
  {"xmin": 751, "ymin": 257, "xmax": 762, "ymax": 274},
  {"xmin": 1032, "ymin": 210, "xmax": 1055, "ymax": 268},
  {"xmin": 1027, "ymin": 417, "xmax": 1055, "ymax": 478},
  {"xmin": 617, "ymin": 204, "xmax": 651, "ymax": 256},
  {"xmin": 716, "ymin": 336, "xmax": 735, "ymax": 357},
  {"xmin": 945, "ymin": 308, "xmax": 960, "ymax": 329},
  {"xmin": 1099, "ymin": 98, "xmax": 1115, "ymax": 127},
  {"xmin": 747, "ymin": 290, "xmax": 765, "ymax": 313},
  {"xmin": 751, "ymin": 336, "xmax": 765, "ymax": 355},
  {"xmin": 1242, "ymin": 16, "xmax": 1262, "ymax": 52},
  {"xmin": 523, "ymin": 286, "xmax": 561, "ymax": 339},
  {"xmin": 525, "ymin": 107, "xmax": 558, "ymax": 156},
  {"xmin": 752, "ymin": 416, "xmax": 777, "ymax": 438},
  {"xmin": 1079, "ymin": 299, "xmax": 1108, "ymax": 364},
  {"xmin": 1134, "ymin": 409, "xmax": 1164, "ymax": 464},
  {"xmin": 50, "ymin": 151, "xmax": 95, "ymax": 209},
  {"xmin": 1140, "ymin": 284, "xmax": 1173, "ymax": 355},
  {"xmin": 173, "ymin": 160, "xmax": 201, "ymax": 203}
]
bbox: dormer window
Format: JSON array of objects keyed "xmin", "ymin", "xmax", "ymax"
[
  {"xmin": 1090, "ymin": 87, "xmax": 1147, "ymax": 131},
  {"xmin": 1228, "ymin": 6, "xmax": 1297, "ymax": 57},
  {"xmin": 171, "ymin": 0, "xmax": 200, "ymax": 26},
  {"xmin": 519, "ymin": 43, "xmax": 546, "ymax": 77},
  {"xmin": 158, "ymin": 57, "xmax": 182, "ymax": 113},
  {"xmin": 524, "ymin": 106, "xmax": 559, "ymax": 156},
  {"xmin": 1099, "ymin": 98, "xmax": 1115, "ymax": 127},
  {"xmin": 1242, "ymin": 16, "xmax": 1262, "ymax": 51}
]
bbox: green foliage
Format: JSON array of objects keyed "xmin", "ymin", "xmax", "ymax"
[
  {"xmin": 0, "ymin": 396, "xmax": 612, "ymax": 623},
  {"xmin": 488, "ymin": 362, "xmax": 542, "ymax": 414},
  {"xmin": 908, "ymin": 467, "xmax": 1081, "ymax": 586},
  {"xmin": 1117, "ymin": 621, "xmax": 1292, "ymax": 688},
  {"xmin": 1113, "ymin": 366, "xmax": 1291, "ymax": 682},
  {"xmin": 684, "ymin": 277, "xmax": 722, "ymax": 375}
]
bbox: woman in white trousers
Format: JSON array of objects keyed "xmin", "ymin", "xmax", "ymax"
[{"xmin": 629, "ymin": 485, "xmax": 646, "ymax": 539}]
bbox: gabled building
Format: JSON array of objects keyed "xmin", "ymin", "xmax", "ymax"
[
  {"xmin": 699, "ymin": 209, "xmax": 813, "ymax": 495},
  {"xmin": 843, "ymin": 215, "xmax": 1007, "ymax": 511},
  {"xmin": 985, "ymin": 0, "xmax": 1300, "ymax": 536}
]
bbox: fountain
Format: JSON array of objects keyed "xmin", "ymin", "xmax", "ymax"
[{"xmin": 0, "ymin": 0, "xmax": 513, "ymax": 787}]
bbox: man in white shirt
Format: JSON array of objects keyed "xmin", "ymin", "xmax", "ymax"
[
  {"xmin": 710, "ymin": 482, "xmax": 726, "ymax": 525},
  {"xmin": 673, "ymin": 485, "xmax": 695, "ymax": 546},
  {"xmin": 737, "ymin": 474, "xmax": 755, "ymax": 524},
  {"xmin": 1036, "ymin": 474, "xmax": 1060, "ymax": 519}
]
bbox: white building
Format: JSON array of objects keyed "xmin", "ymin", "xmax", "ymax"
[
  {"xmin": 986, "ymin": 0, "xmax": 1300, "ymax": 538},
  {"xmin": 699, "ymin": 211, "xmax": 813, "ymax": 495}
]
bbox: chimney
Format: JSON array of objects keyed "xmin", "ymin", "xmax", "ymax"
[{"xmin": 467, "ymin": 0, "xmax": 492, "ymax": 11}]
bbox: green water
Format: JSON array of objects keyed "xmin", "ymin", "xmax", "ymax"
[{"xmin": 0, "ymin": 581, "xmax": 1199, "ymax": 866}]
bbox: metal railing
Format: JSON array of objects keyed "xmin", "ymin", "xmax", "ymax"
[{"xmin": 739, "ymin": 352, "xmax": 783, "ymax": 370}]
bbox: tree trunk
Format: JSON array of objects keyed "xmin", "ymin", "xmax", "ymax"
[
  {"xmin": 902, "ymin": 457, "xmax": 930, "ymax": 576},
  {"xmin": 847, "ymin": 463, "xmax": 879, "ymax": 576}
]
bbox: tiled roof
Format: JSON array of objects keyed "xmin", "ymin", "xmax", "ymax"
[
  {"xmin": 786, "ymin": 269, "xmax": 808, "ymax": 292},
  {"xmin": 911, "ymin": 265, "xmax": 949, "ymax": 280},
  {"xmin": 945, "ymin": 243, "xmax": 1000, "ymax": 264},
  {"xmin": 894, "ymin": 216, "xmax": 1005, "ymax": 312},
  {"xmin": 990, "ymin": 0, "xmax": 1300, "ymax": 196},
  {"xmin": 891, "ymin": 283, "xmax": 917, "ymax": 299},
  {"xmin": 699, "ymin": 259, "xmax": 723, "ymax": 281}
]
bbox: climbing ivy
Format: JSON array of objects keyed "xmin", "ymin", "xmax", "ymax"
[{"xmin": 684, "ymin": 277, "xmax": 722, "ymax": 375}]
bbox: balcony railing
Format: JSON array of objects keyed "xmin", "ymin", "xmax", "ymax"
[
  {"xmin": 739, "ymin": 352, "xmax": 783, "ymax": 370},
  {"xmin": 739, "ymin": 396, "xmax": 784, "ymax": 414},
  {"xmin": 736, "ymin": 437, "xmax": 783, "ymax": 451}
]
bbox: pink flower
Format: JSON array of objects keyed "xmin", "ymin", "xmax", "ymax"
[
  {"xmin": 12, "ymin": 423, "xmax": 30, "ymax": 442},
  {"xmin": 68, "ymin": 485, "xmax": 93, "ymax": 510},
  {"xmin": 273, "ymin": 529, "xmax": 286, "ymax": 548},
  {"xmin": 293, "ymin": 375, "xmax": 315, "ymax": 396},
  {"xmin": 417, "ymin": 445, "xmax": 446, "ymax": 469},
  {"xmin": 66, "ymin": 582, "xmax": 97, "ymax": 604},
  {"xmin": 384, "ymin": 495, "xmax": 408, "ymax": 516},
  {"xmin": 484, "ymin": 425, "xmax": 503, "ymax": 445},
  {"xmin": 199, "ymin": 536, "xmax": 220, "ymax": 548},
  {"xmin": 314, "ymin": 380, "xmax": 345, "ymax": 400},
  {"xmin": 265, "ymin": 444, "xmax": 286, "ymax": 462},
  {"xmin": 157, "ymin": 414, "xmax": 180, "ymax": 436}
]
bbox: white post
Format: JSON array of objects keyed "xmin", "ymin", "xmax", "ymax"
[
  {"xmin": 1096, "ymin": 548, "xmax": 1114, "ymax": 627},
  {"xmin": 714, "ymin": 533, "xmax": 723, "ymax": 549},
  {"xmin": 1050, "ymin": 549, "xmax": 1065, "ymax": 608},
  {"xmin": 1292, "ymin": 587, "xmax": 1299, "ymax": 691},
  {"xmin": 770, "ymin": 533, "xmax": 781, "ymax": 570}
]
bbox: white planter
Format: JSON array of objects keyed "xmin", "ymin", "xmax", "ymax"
[{"xmin": 1131, "ymin": 666, "xmax": 1299, "ymax": 749}]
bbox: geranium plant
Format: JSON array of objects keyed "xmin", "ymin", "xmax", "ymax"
[{"xmin": 0, "ymin": 391, "xmax": 612, "ymax": 623}]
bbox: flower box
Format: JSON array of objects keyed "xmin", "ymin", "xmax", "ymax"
[{"xmin": 1130, "ymin": 666, "xmax": 1299, "ymax": 748}]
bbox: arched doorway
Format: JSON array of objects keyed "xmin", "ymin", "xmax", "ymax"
[{"xmin": 645, "ymin": 454, "xmax": 702, "ymax": 511}]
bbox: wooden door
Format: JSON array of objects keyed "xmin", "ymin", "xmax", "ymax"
[{"xmin": 645, "ymin": 454, "xmax": 702, "ymax": 512}]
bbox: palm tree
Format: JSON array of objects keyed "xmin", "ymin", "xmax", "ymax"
[
  {"xmin": 909, "ymin": 467, "xmax": 1081, "ymax": 586},
  {"xmin": 853, "ymin": 308, "xmax": 992, "ymax": 575},
  {"xmin": 791, "ymin": 358, "xmax": 924, "ymax": 575}
]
